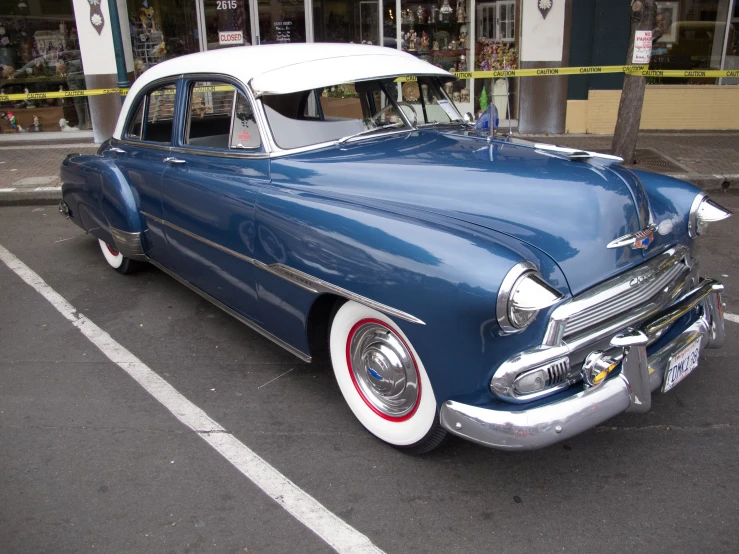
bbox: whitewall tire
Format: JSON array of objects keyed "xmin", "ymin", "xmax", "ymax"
[
  {"xmin": 329, "ymin": 301, "xmax": 446, "ymax": 452},
  {"xmin": 98, "ymin": 238, "xmax": 142, "ymax": 274}
]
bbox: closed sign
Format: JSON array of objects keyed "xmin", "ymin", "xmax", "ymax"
[{"xmin": 219, "ymin": 31, "xmax": 244, "ymax": 45}]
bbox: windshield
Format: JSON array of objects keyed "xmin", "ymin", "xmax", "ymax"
[{"xmin": 261, "ymin": 76, "xmax": 460, "ymax": 150}]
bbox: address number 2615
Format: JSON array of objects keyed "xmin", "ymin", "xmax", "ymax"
[{"xmin": 217, "ymin": 0, "xmax": 237, "ymax": 9}]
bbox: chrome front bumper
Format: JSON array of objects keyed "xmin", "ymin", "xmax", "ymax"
[{"xmin": 440, "ymin": 279, "xmax": 725, "ymax": 451}]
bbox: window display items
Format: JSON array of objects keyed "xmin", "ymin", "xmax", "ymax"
[{"xmin": 476, "ymin": 39, "xmax": 517, "ymax": 71}]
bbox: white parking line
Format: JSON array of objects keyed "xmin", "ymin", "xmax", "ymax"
[
  {"xmin": 0, "ymin": 243, "xmax": 383, "ymax": 554},
  {"xmin": 724, "ymin": 312, "xmax": 739, "ymax": 324}
]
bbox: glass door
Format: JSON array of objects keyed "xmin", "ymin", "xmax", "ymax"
[
  {"xmin": 202, "ymin": 0, "xmax": 254, "ymax": 48},
  {"xmin": 256, "ymin": 0, "xmax": 307, "ymax": 44},
  {"xmin": 313, "ymin": 0, "xmax": 379, "ymax": 44}
]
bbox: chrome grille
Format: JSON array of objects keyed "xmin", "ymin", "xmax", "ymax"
[{"xmin": 564, "ymin": 261, "xmax": 685, "ymax": 337}]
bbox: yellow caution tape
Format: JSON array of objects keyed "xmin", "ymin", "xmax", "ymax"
[{"xmin": 2, "ymin": 66, "xmax": 737, "ymax": 102}]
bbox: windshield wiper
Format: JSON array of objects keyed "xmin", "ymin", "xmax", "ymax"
[{"xmin": 336, "ymin": 122, "xmax": 407, "ymax": 145}]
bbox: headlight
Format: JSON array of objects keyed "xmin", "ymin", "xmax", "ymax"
[
  {"xmin": 496, "ymin": 262, "xmax": 563, "ymax": 334},
  {"xmin": 688, "ymin": 194, "xmax": 732, "ymax": 238}
]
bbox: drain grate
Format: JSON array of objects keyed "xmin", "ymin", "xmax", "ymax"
[{"xmin": 630, "ymin": 148, "xmax": 689, "ymax": 173}]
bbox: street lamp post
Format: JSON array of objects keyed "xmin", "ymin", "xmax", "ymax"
[{"xmin": 107, "ymin": 0, "xmax": 130, "ymax": 103}]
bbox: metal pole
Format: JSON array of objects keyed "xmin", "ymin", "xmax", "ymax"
[{"xmin": 107, "ymin": 0, "xmax": 131, "ymax": 102}]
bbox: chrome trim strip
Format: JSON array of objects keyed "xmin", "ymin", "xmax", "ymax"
[
  {"xmin": 140, "ymin": 212, "xmax": 425, "ymax": 325},
  {"xmin": 606, "ymin": 223, "xmax": 656, "ymax": 249},
  {"xmin": 110, "ymin": 227, "xmax": 147, "ymax": 261},
  {"xmin": 533, "ymin": 143, "xmax": 624, "ymax": 164},
  {"xmin": 148, "ymin": 259, "xmax": 312, "ymax": 363},
  {"xmin": 688, "ymin": 192, "xmax": 707, "ymax": 238}
]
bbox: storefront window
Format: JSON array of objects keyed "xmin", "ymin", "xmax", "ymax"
[
  {"xmin": 650, "ymin": 0, "xmax": 733, "ymax": 83},
  {"xmin": 258, "ymin": 0, "xmax": 306, "ymax": 44},
  {"xmin": 474, "ymin": 0, "xmax": 518, "ymax": 121},
  {"xmin": 314, "ymin": 0, "xmax": 379, "ymax": 44},
  {"xmin": 0, "ymin": 0, "xmax": 89, "ymax": 133},
  {"xmin": 398, "ymin": 0, "xmax": 472, "ymax": 111},
  {"xmin": 126, "ymin": 0, "xmax": 200, "ymax": 77},
  {"xmin": 204, "ymin": 0, "xmax": 253, "ymax": 48}
]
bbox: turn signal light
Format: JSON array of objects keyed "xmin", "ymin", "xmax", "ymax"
[{"xmin": 582, "ymin": 351, "xmax": 619, "ymax": 388}]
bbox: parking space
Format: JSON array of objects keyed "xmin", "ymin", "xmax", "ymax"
[{"xmin": 2, "ymin": 200, "xmax": 739, "ymax": 553}]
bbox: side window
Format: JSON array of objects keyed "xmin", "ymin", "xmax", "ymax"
[
  {"xmin": 186, "ymin": 81, "xmax": 261, "ymax": 151},
  {"xmin": 144, "ymin": 84, "xmax": 176, "ymax": 143},
  {"xmin": 126, "ymin": 101, "xmax": 144, "ymax": 139}
]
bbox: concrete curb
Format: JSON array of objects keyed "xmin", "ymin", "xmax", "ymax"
[
  {"xmin": 0, "ymin": 188, "xmax": 61, "ymax": 206},
  {"xmin": 0, "ymin": 173, "xmax": 737, "ymax": 208}
]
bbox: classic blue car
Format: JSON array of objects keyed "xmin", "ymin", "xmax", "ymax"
[{"xmin": 60, "ymin": 44, "xmax": 731, "ymax": 453}]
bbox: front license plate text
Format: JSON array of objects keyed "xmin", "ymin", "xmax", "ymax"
[{"xmin": 662, "ymin": 339, "xmax": 701, "ymax": 393}]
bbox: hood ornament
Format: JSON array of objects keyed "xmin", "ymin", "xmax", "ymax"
[{"xmin": 607, "ymin": 224, "xmax": 656, "ymax": 250}]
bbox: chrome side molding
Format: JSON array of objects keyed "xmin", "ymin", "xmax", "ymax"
[
  {"xmin": 140, "ymin": 211, "xmax": 425, "ymax": 325},
  {"xmin": 110, "ymin": 227, "xmax": 147, "ymax": 261}
]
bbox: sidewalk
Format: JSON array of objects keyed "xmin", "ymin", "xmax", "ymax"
[{"xmin": 1, "ymin": 132, "xmax": 738, "ymax": 206}]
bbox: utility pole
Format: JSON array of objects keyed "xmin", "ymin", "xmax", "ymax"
[
  {"xmin": 107, "ymin": 0, "xmax": 131, "ymax": 103},
  {"xmin": 612, "ymin": 0, "xmax": 657, "ymax": 164}
]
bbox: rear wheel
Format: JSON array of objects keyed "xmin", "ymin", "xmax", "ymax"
[
  {"xmin": 329, "ymin": 301, "xmax": 446, "ymax": 454},
  {"xmin": 98, "ymin": 238, "xmax": 143, "ymax": 274}
]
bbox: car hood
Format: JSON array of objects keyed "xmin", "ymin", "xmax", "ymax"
[{"xmin": 271, "ymin": 130, "xmax": 661, "ymax": 295}]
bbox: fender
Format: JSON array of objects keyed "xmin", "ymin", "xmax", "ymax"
[
  {"xmin": 253, "ymin": 183, "xmax": 570, "ymax": 409},
  {"xmin": 61, "ymin": 153, "xmax": 146, "ymax": 260}
]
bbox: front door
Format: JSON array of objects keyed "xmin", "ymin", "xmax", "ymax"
[
  {"xmin": 256, "ymin": 0, "xmax": 307, "ymax": 44},
  {"xmin": 160, "ymin": 78, "xmax": 268, "ymax": 322}
]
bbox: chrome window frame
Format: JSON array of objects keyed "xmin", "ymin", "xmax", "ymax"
[
  {"xmin": 120, "ymin": 76, "xmax": 180, "ymax": 147},
  {"xmin": 177, "ymin": 74, "xmax": 265, "ymax": 157}
]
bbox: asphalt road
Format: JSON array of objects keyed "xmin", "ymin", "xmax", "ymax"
[{"xmin": 1, "ymin": 198, "xmax": 739, "ymax": 554}]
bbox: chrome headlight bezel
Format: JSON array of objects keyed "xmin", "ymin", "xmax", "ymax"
[
  {"xmin": 496, "ymin": 262, "xmax": 564, "ymax": 334},
  {"xmin": 688, "ymin": 193, "xmax": 732, "ymax": 238}
]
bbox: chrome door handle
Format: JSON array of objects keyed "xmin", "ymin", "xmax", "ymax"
[
  {"xmin": 109, "ymin": 147, "xmax": 126, "ymax": 154},
  {"xmin": 163, "ymin": 157, "xmax": 187, "ymax": 164}
]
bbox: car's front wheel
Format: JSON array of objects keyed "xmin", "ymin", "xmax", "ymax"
[
  {"xmin": 98, "ymin": 239, "xmax": 143, "ymax": 274},
  {"xmin": 329, "ymin": 301, "xmax": 446, "ymax": 454}
]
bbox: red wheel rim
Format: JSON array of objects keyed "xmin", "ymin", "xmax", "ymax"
[{"xmin": 345, "ymin": 318, "xmax": 421, "ymax": 422}]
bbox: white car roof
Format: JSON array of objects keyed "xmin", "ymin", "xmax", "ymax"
[{"xmin": 113, "ymin": 43, "xmax": 453, "ymax": 139}]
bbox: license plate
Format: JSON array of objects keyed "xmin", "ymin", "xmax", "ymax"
[{"xmin": 662, "ymin": 339, "xmax": 701, "ymax": 393}]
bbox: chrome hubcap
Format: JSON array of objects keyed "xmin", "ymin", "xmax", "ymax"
[{"xmin": 348, "ymin": 321, "xmax": 419, "ymax": 419}]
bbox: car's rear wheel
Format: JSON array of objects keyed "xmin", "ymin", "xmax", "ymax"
[
  {"xmin": 329, "ymin": 301, "xmax": 446, "ymax": 454},
  {"xmin": 98, "ymin": 238, "xmax": 143, "ymax": 274}
]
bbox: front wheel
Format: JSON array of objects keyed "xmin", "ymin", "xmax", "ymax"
[
  {"xmin": 98, "ymin": 239, "xmax": 144, "ymax": 274},
  {"xmin": 329, "ymin": 301, "xmax": 446, "ymax": 454}
]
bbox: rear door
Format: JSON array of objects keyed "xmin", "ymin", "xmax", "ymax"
[
  {"xmin": 160, "ymin": 78, "xmax": 268, "ymax": 322},
  {"xmin": 106, "ymin": 81, "xmax": 178, "ymax": 266}
]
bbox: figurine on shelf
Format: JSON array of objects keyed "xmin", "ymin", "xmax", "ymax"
[
  {"xmin": 33, "ymin": 115, "xmax": 40, "ymax": 132},
  {"xmin": 432, "ymin": 41, "xmax": 440, "ymax": 51},
  {"xmin": 417, "ymin": 5, "xmax": 424, "ymax": 22},
  {"xmin": 59, "ymin": 118, "xmax": 80, "ymax": 132},
  {"xmin": 456, "ymin": 0, "xmax": 466, "ymax": 22},
  {"xmin": 449, "ymin": 40, "xmax": 457, "ymax": 50},
  {"xmin": 430, "ymin": 4, "xmax": 439, "ymax": 22},
  {"xmin": 415, "ymin": 34, "xmax": 422, "ymax": 51},
  {"xmin": 408, "ymin": 30, "xmax": 418, "ymax": 51},
  {"xmin": 1, "ymin": 112, "xmax": 21, "ymax": 132},
  {"xmin": 2, "ymin": 64, "xmax": 15, "ymax": 80},
  {"xmin": 453, "ymin": 91, "xmax": 461, "ymax": 102},
  {"xmin": 440, "ymin": 0, "xmax": 452, "ymax": 22},
  {"xmin": 421, "ymin": 32, "xmax": 430, "ymax": 51},
  {"xmin": 444, "ymin": 81, "xmax": 453, "ymax": 97},
  {"xmin": 459, "ymin": 29, "xmax": 467, "ymax": 49},
  {"xmin": 457, "ymin": 54, "xmax": 467, "ymax": 71},
  {"xmin": 460, "ymin": 88, "xmax": 470, "ymax": 102}
]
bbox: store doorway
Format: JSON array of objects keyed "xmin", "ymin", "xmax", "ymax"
[{"xmin": 256, "ymin": 0, "xmax": 307, "ymax": 44}]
